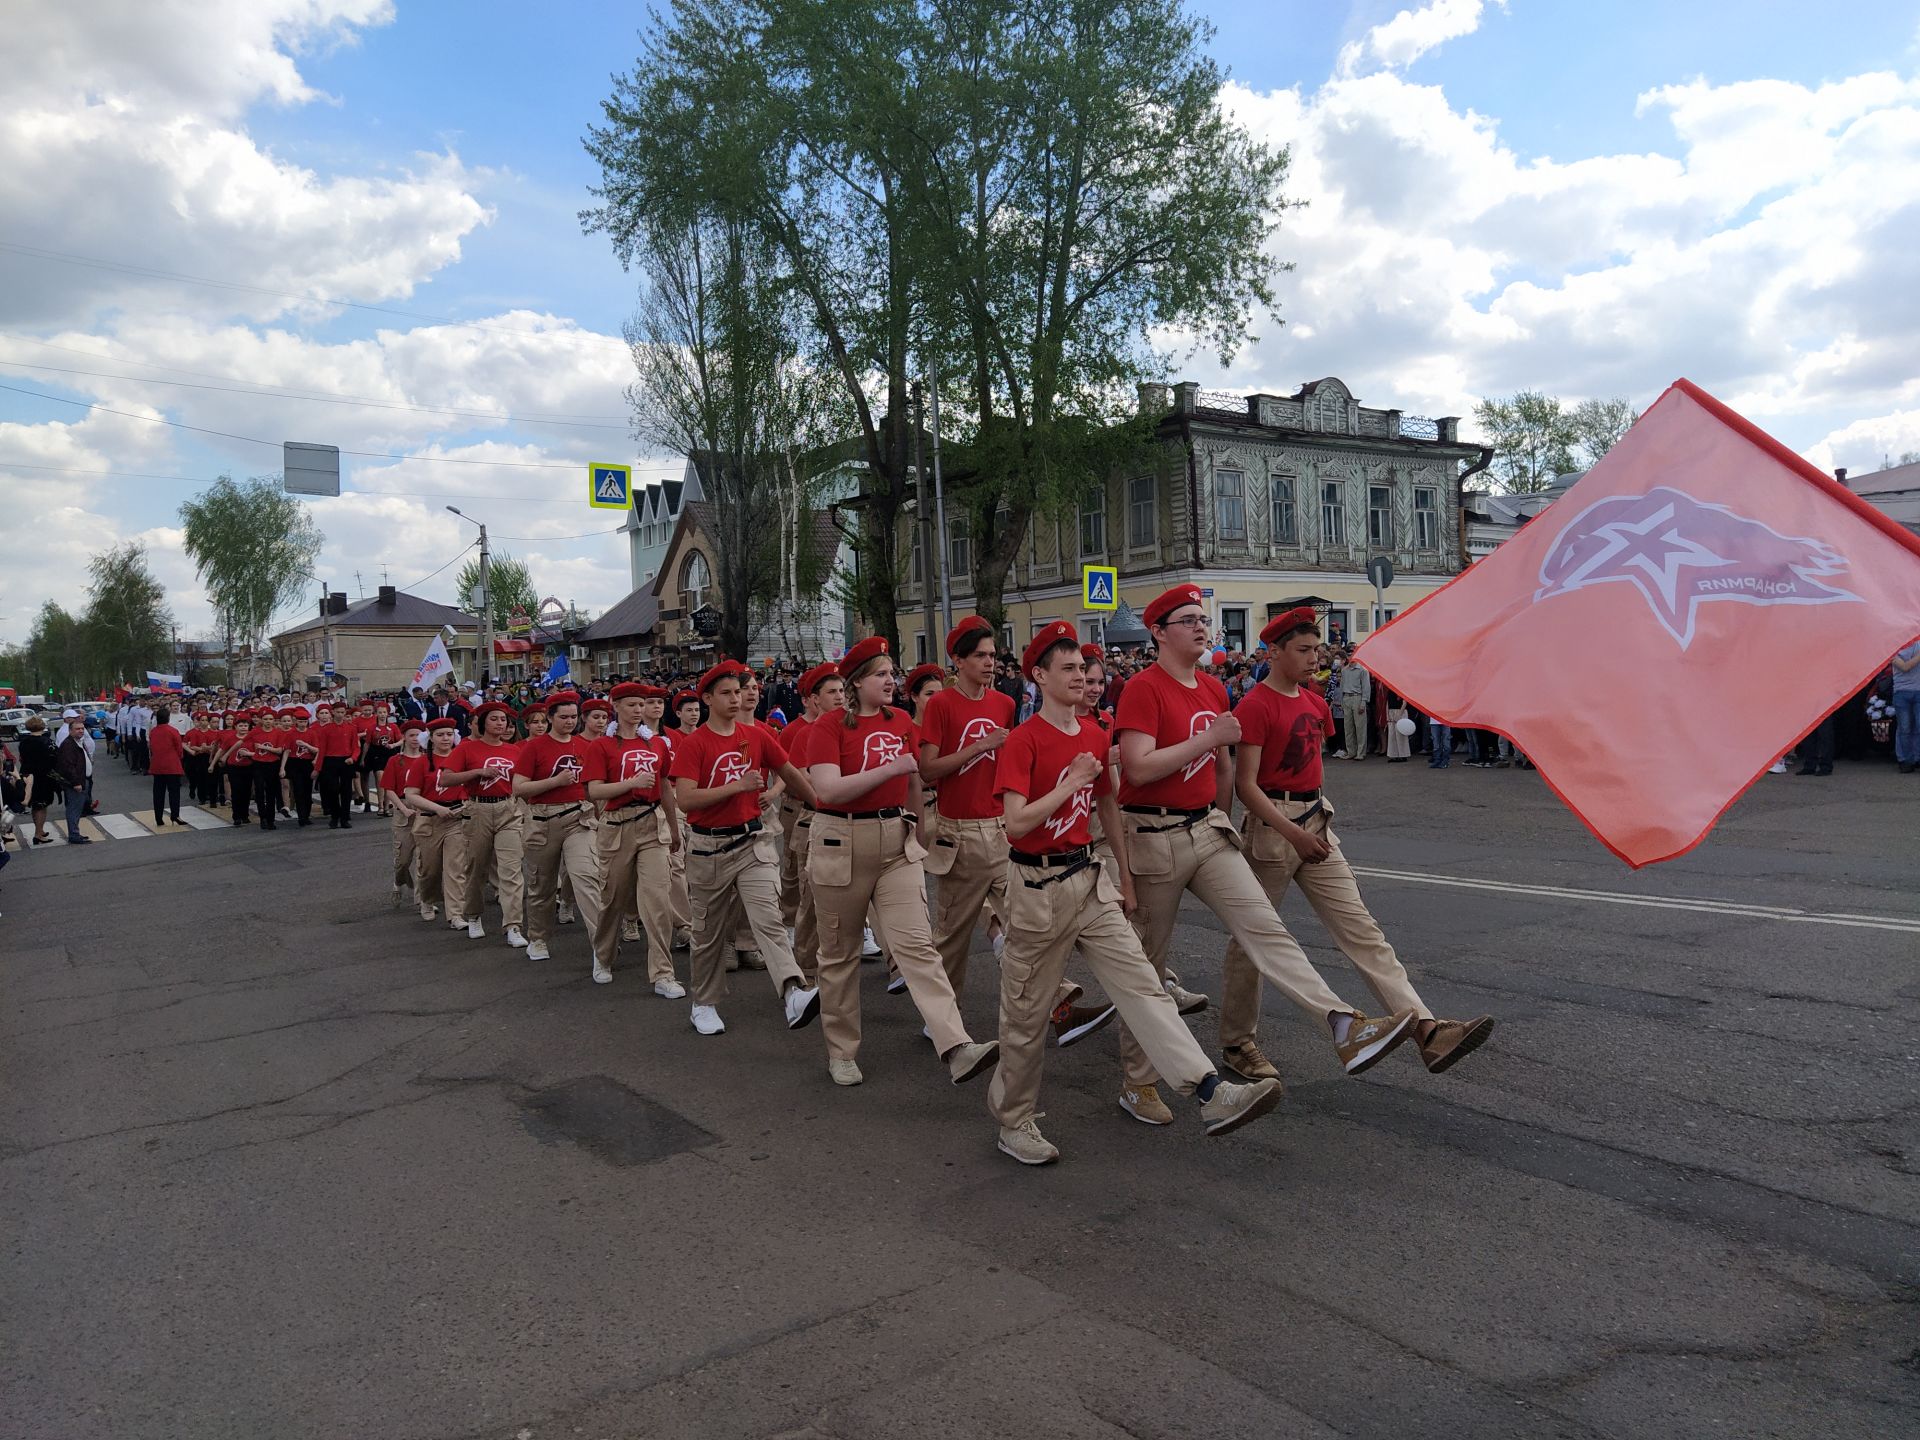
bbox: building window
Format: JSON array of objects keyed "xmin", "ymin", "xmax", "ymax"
[
  {"xmin": 1271, "ymin": 474, "xmax": 1297, "ymax": 546},
  {"xmin": 915, "ymin": 632, "xmax": 929, "ymax": 664},
  {"xmin": 1369, "ymin": 484, "xmax": 1393, "ymax": 548},
  {"xmin": 949, "ymin": 522, "xmax": 970, "ymax": 579},
  {"xmin": 1321, "ymin": 480, "xmax": 1346, "ymax": 546},
  {"xmin": 909, "ymin": 523, "xmax": 924, "ymax": 584},
  {"xmin": 680, "ymin": 550, "xmax": 710, "ymax": 612},
  {"xmin": 1127, "ymin": 475, "xmax": 1155, "ymax": 548},
  {"xmin": 1326, "ymin": 607, "xmax": 1352, "ymax": 646},
  {"xmin": 1220, "ymin": 606, "xmax": 1248, "ymax": 653},
  {"xmin": 1079, "ymin": 490, "xmax": 1105, "ymax": 557},
  {"xmin": 1215, "ymin": 468, "xmax": 1247, "ymax": 542},
  {"xmin": 1414, "ymin": 486, "xmax": 1439, "ymax": 549}
]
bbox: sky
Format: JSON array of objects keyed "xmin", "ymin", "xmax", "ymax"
[{"xmin": 4, "ymin": 0, "xmax": 1918, "ymax": 648}]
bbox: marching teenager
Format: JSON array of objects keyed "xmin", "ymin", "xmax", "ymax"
[
  {"xmin": 618, "ymin": 685, "xmax": 672, "ymax": 945},
  {"xmin": 218, "ymin": 716, "xmax": 259, "ymax": 828},
  {"xmin": 352, "ymin": 699, "xmax": 380, "ymax": 812},
  {"xmin": 777, "ymin": 662, "xmax": 842, "ymax": 984},
  {"xmin": 668, "ymin": 661, "xmax": 821, "ymax": 1037},
  {"xmin": 316, "ymin": 701, "xmax": 357, "ymax": 830},
  {"xmin": 404, "ymin": 719, "xmax": 470, "ymax": 927},
  {"xmin": 584, "ymin": 682, "xmax": 682, "ymax": 991},
  {"xmin": 180, "ymin": 710, "xmax": 212, "ymax": 807},
  {"xmin": 251, "ymin": 711, "xmax": 285, "ymax": 829},
  {"xmin": 725, "ymin": 673, "xmax": 779, "ymax": 971},
  {"xmin": 511, "ymin": 691, "xmax": 607, "ymax": 964},
  {"xmin": 285, "ymin": 708, "xmax": 321, "ymax": 825},
  {"xmin": 364, "ymin": 706, "xmax": 400, "ymax": 817},
  {"xmin": 1220, "ymin": 608, "xmax": 1494, "ymax": 1076},
  {"xmin": 383, "ymin": 721, "xmax": 426, "ymax": 905},
  {"xmin": 553, "ymin": 700, "xmax": 611, "ymax": 928},
  {"xmin": 917, "ymin": 618, "xmax": 1014, "ymax": 998},
  {"xmin": 663, "ymin": 690, "xmax": 700, "ymax": 943},
  {"xmin": 798, "ymin": 638, "xmax": 998, "ymax": 1089},
  {"xmin": 441, "ymin": 701, "xmax": 528, "ymax": 948},
  {"xmin": 988, "ymin": 624, "xmax": 1285, "ymax": 1164},
  {"xmin": 207, "ymin": 711, "xmax": 235, "ymax": 811},
  {"xmin": 1111, "ymin": 585, "xmax": 1418, "ymax": 1126}
]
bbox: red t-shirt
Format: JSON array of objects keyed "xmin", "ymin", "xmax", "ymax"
[
  {"xmin": 380, "ymin": 752, "xmax": 419, "ymax": 801},
  {"xmin": 799, "ymin": 709, "xmax": 918, "ymax": 815},
  {"xmin": 515, "ymin": 733, "xmax": 596, "ymax": 804},
  {"xmin": 1113, "ymin": 664, "xmax": 1229, "ymax": 809},
  {"xmin": 286, "ymin": 729, "xmax": 322, "ymax": 763},
  {"xmin": 588, "ymin": 731, "xmax": 671, "ymax": 811},
  {"xmin": 995, "ymin": 714, "xmax": 1112, "ymax": 855},
  {"xmin": 404, "ymin": 751, "xmax": 469, "ymax": 805},
  {"xmin": 251, "ymin": 731, "xmax": 287, "ymax": 765},
  {"xmin": 147, "ymin": 724, "xmax": 185, "ymax": 776},
  {"xmin": 317, "ymin": 722, "xmax": 361, "ymax": 760},
  {"xmin": 919, "ymin": 685, "xmax": 1015, "ymax": 820},
  {"xmin": 1236, "ymin": 682, "xmax": 1331, "ymax": 794},
  {"xmin": 451, "ymin": 738, "xmax": 520, "ymax": 799},
  {"xmin": 368, "ymin": 721, "xmax": 402, "ymax": 751},
  {"xmin": 226, "ymin": 732, "xmax": 262, "ymax": 765},
  {"xmin": 670, "ymin": 723, "xmax": 789, "ymax": 829},
  {"xmin": 211, "ymin": 728, "xmax": 236, "ymax": 759}
]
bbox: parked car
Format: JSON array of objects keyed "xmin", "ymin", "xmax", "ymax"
[{"xmin": 0, "ymin": 707, "xmax": 32, "ymax": 739}]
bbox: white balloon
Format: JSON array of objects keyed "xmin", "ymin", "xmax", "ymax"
[{"xmin": 1395, "ymin": 716, "xmax": 1416, "ymax": 736}]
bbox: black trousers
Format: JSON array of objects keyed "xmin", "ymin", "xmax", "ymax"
[
  {"xmin": 1799, "ymin": 716, "xmax": 1835, "ymax": 774},
  {"xmin": 208, "ymin": 761, "xmax": 226, "ymax": 806},
  {"xmin": 228, "ymin": 765, "xmax": 252, "ymax": 825},
  {"xmin": 152, "ymin": 774, "xmax": 182, "ymax": 824},
  {"xmin": 183, "ymin": 752, "xmax": 208, "ymax": 803},
  {"xmin": 319, "ymin": 757, "xmax": 352, "ymax": 826},
  {"xmin": 287, "ymin": 759, "xmax": 315, "ymax": 824},
  {"xmin": 252, "ymin": 764, "xmax": 280, "ymax": 826}
]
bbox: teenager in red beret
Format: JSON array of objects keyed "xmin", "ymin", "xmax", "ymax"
[
  {"xmin": 985, "ymin": 624, "xmax": 1286, "ymax": 1164},
  {"xmin": 668, "ymin": 661, "xmax": 821, "ymax": 1037},
  {"xmin": 583, "ymin": 682, "xmax": 682, "ymax": 992},
  {"xmin": 794, "ymin": 635, "xmax": 998, "ymax": 1088},
  {"xmin": 437, "ymin": 701, "xmax": 528, "ymax": 948},
  {"xmin": 217, "ymin": 716, "xmax": 261, "ymax": 828},
  {"xmin": 1222, "ymin": 609, "xmax": 1494, "ymax": 1075},
  {"xmin": 915, "ymin": 616, "xmax": 1014, "ymax": 997},
  {"xmin": 405, "ymin": 720, "xmax": 471, "ymax": 927},
  {"xmin": 510, "ymin": 691, "xmax": 607, "ymax": 968},
  {"xmin": 661, "ymin": 690, "xmax": 704, "ymax": 944},
  {"xmin": 382, "ymin": 722, "xmax": 427, "ymax": 906},
  {"xmin": 284, "ymin": 707, "xmax": 322, "ymax": 826},
  {"xmin": 774, "ymin": 662, "xmax": 845, "ymax": 984},
  {"xmin": 1110, "ymin": 589, "xmax": 1419, "ymax": 1124}
]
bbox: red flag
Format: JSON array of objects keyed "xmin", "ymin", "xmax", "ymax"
[{"xmin": 1355, "ymin": 379, "xmax": 1920, "ymax": 868}]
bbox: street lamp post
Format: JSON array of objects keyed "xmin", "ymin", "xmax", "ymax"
[{"xmin": 446, "ymin": 507, "xmax": 492, "ymax": 688}]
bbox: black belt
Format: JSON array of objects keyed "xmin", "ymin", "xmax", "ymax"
[
  {"xmin": 690, "ymin": 818, "xmax": 762, "ymax": 837},
  {"xmin": 1261, "ymin": 787, "xmax": 1320, "ymax": 802},
  {"xmin": 826, "ymin": 806, "xmax": 904, "ymax": 821},
  {"xmin": 471, "ymin": 794, "xmax": 511, "ymax": 804},
  {"xmin": 438, "ymin": 801, "xmax": 465, "ymax": 814},
  {"xmin": 605, "ymin": 802, "xmax": 660, "ymax": 824},
  {"xmin": 533, "ymin": 803, "xmax": 583, "ymax": 821},
  {"xmin": 1011, "ymin": 845, "xmax": 1091, "ymax": 869},
  {"xmin": 1124, "ymin": 804, "xmax": 1209, "ymax": 833}
]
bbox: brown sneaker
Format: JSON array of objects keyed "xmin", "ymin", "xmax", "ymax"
[
  {"xmin": 1051, "ymin": 1000, "xmax": 1117, "ymax": 1048},
  {"xmin": 1416, "ymin": 1016, "xmax": 1494, "ymax": 1073},
  {"xmin": 1220, "ymin": 1041, "xmax": 1280, "ymax": 1082},
  {"xmin": 1118, "ymin": 1084, "xmax": 1174, "ymax": 1126},
  {"xmin": 1334, "ymin": 1009, "xmax": 1417, "ymax": 1075}
]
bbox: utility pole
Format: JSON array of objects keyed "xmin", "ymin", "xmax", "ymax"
[
  {"xmin": 913, "ymin": 381, "xmax": 937, "ymax": 663},
  {"xmin": 930, "ymin": 377, "xmax": 954, "ymax": 637},
  {"xmin": 477, "ymin": 523, "xmax": 493, "ymax": 689}
]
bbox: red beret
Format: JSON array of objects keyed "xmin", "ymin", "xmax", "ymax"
[
  {"xmin": 278, "ymin": 706, "xmax": 304, "ymax": 718},
  {"xmin": 1259, "ymin": 606, "xmax": 1321, "ymax": 646},
  {"xmin": 581, "ymin": 698, "xmax": 613, "ymax": 716},
  {"xmin": 798, "ymin": 662, "xmax": 840, "ymax": 696},
  {"xmin": 838, "ymin": 635, "xmax": 890, "ymax": 679},
  {"xmin": 903, "ymin": 662, "xmax": 946, "ymax": 695},
  {"xmin": 471, "ymin": 701, "xmax": 513, "ymax": 723},
  {"xmin": 944, "ymin": 614, "xmax": 994, "ymax": 658},
  {"xmin": 545, "ymin": 690, "xmax": 582, "ymax": 708},
  {"xmin": 1143, "ymin": 584, "xmax": 1206, "ymax": 630},
  {"xmin": 697, "ymin": 659, "xmax": 749, "ymax": 695},
  {"xmin": 426, "ymin": 717, "xmax": 459, "ymax": 732},
  {"xmin": 608, "ymin": 682, "xmax": 648, "ymax": 702},
  {"xmin": 671, "ymin": 690, "xmax": 700, "ymax": 710},
  {"xmin": 1022, "ymin": 620, "xmax": 1080, "ymax": 674},
  {"xmin": 519, "ymin": 701, "xmax": 548, "ymax": 718},
  {"xmin": 401, "ymin": 720, "xmax": 426, "ymax": 734},
  {"xmin": 1079, "ymin": 643, "xmax": 1106, "ymax": 665}
]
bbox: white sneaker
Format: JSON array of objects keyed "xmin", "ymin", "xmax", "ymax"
[
  {"xmin": 504, "ymin": 926, "xmax": 528, "ymax": 949},
  {"xmin": 786, "ymin": 926, "xmax": 796, "ymax": 946},
  {"xmin": 860, "ymin": 927, "xmax": 883, "ymax": 959},
  {"xmin": 1768, "ymin": 761, "xmax": 1788, "ymax": 774},
  {"xmin": 673, "ymin": 929, "xmax": 692, "ymax": 949},
  {"xmin": 527, "ymin": 941, "xmax": 550, "ymax": 961},
  {"xmin": 557, "ymin": 901, "xmax": 575, "ymax": 925},
  {"xmin": 886, "ymin": 973, "xmax": 907, "ymax": 994},
  {"xmin": 448, "ymin": 915, "xmax": 467, "ymax": 932},
  {"xmin": 622, "ymin": 920, "xmax": 641, "ymax": 942},
  {"xmin": 784, "ymin": 983, "xmax": 822, "ymax": 1029},
  {"xmin": 467, "ymin": 918, "xmax": 486, "ymax": 940},
  {"xmin": 592, "ymin": 962, "xmax": 613, "ymax": 985},
  {"xmin": 691, "ymin": 1003, "xmax": 726, "ymax": 1035},
  {"xmin": 653, "ymin": 978, "xmax": 687, "ymax": 999},
  {"xmin": 419, "ymin": 902, "xmax": 438, "ymax": 922},
  {"xmin": 1333, "ymin": 749, "xmax": 1348, "ymax": 759}
]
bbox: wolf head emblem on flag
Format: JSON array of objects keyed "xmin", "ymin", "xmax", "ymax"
[{"xmin": 1535, "ymin": 486, "xmax": 1862, "ymax": 649}]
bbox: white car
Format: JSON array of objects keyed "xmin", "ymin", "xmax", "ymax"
[{"xmin": 0, "ymin": 707, "xmax": 32, "ymax": 738}]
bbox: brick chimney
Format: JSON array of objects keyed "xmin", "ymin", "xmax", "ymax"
[{"xmin": 1833, "ymin": 467, "xmax": 1849, "ymax": 489}]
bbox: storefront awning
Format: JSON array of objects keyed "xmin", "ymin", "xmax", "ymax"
[{"xmin": 493, "ymin": 638, "xmax": 534, "ymax": 655}]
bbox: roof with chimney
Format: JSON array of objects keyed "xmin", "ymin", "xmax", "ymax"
[{"xmin": 275, "ymin": 588, "xmax": 475, "ymax": 640}]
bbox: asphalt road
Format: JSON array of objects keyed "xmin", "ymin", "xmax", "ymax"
[{"xmin": 4, "ymin": 752, "xmax": 1916, "ymax": 1439}]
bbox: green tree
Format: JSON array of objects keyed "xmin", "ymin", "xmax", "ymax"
[
  {"xmin": 1879, "ymin": 450, "xmax": 1920, "ymax": 470},
  {"xmin": 179, "ymin": 475, "xmax": 326, "ymax": 662},
  {"xmin": 456, "ymin": 552, "xmax": 540, "ymax": 631},
  {"xmin": 1472, "ymin": 391, "xmax": 1579, "ymax": 494},
  {"xmin": 1569, "ymin": 397, "xmax": 1638, "ymax": 466},
  {"xmin": 82, "ymin": 542, "xmax": 173, "ymax": 686},
  {"xmin": 26, "ymin": 602, "xmax": 90, "ymax": 696}
]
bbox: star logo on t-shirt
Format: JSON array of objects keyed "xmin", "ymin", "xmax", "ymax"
[
  {"xmin": 620, "ymin": 747, "xmax": 659, "ymax": 782},
  {"xmin": 710, "ymin": 750, "xmax": 751, "ymax": 788},
  {"xmin": 552, "ymin": 753, "xmax": 583, "ymax": 781},
  {"xmin": 861, "ymin": 730, "xmax": 903, "ymax": 772},
  {"xmin": 1181, "ymin": 710, "xmax": 1217, "ymax": 782},
  {"xmin": 956, "ymin": 716, "xmax": 998, "ymax": 774},
  {"xmin": 1044, "ymin": 763, "xmax": 1093, "ymax": 840},
  {"xmin": 480, "ymin": 754, "xmax": 516, "ymax": 792}
]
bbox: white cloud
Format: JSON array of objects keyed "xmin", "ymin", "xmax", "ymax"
[{"xmin": 1338, "ymin": 0, "xmax": 1502, "ymax": 77}]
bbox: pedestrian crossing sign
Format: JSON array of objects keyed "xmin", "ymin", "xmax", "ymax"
[
  {"xmin": 1082, "ymin": 564, "xmax": 1119, "ymax": 611},
  {"xmin": 588, "ymin": 463, "xmax": 633, "ymax": 510}
]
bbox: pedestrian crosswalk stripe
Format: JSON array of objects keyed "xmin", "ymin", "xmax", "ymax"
[
  {"xmin": 94, "ymin": 813, "xmax": 151, "ymax": 840},
  {"xmin": 177, "ymin": 806, "xmax": 224, "ymax": 830}
]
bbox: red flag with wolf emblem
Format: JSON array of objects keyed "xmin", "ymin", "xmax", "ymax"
[{"xmin": 1354, "ymin": 379, "xmax": 1920, "ymax": 867}]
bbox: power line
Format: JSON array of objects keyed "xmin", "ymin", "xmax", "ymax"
[
  {"xmin": 0, "ymin": 239, "xmax": 634, "ymax": 350},
  {"xmin": 491, "ymin": 525, "xmax": 628, "ymax": 542},
  {"xmin": 0, "ymin": 355, "xmax": 633, "ymax": 431}
]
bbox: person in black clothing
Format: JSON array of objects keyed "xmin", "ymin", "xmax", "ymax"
[
  {"xmin": 1796, "ymin": 713, "xmax": 1835, "ymax": 776},
  {"xmin": 17, "ymin": 716, "xmax": 61, "ymax": 844}
]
